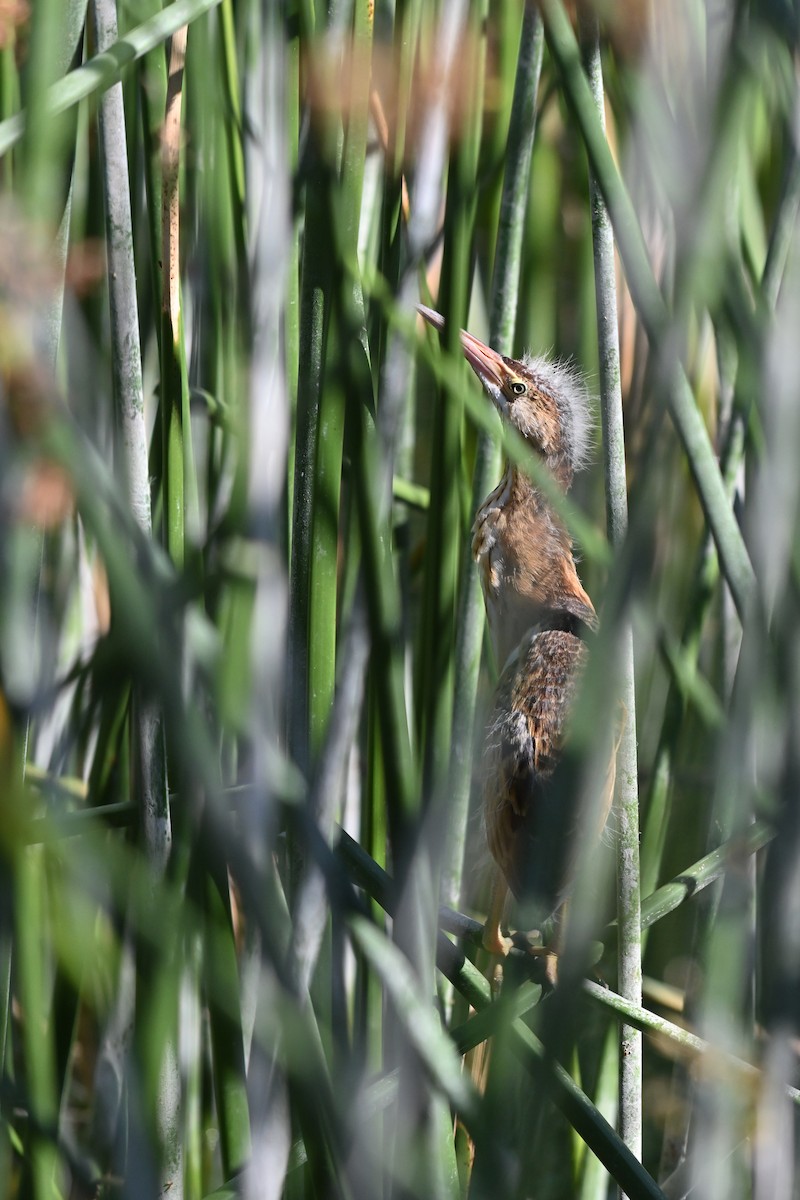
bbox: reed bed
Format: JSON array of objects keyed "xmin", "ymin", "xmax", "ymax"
[{"xmin": 0, "ymin": 1, "xmax": 797, "ymax": 1197}]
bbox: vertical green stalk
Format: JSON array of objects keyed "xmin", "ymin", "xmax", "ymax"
[
  {"xmin": 489, "ymin": 8, "xmax": 544, "ymax": 356},
  {"xmin": 137, "ymin": 0, "xmax": 168, "ymax": 348},
  {"xmin": 183, "ymin": 944, "xmax": 203, "ymax": 1200},
  {"xmin": 217, "ymin": 0, "xmax": 248, "ymax": 283},
  {"xmin": 285, "ymin": 0, "xmax": 334, "ymax": 789},
  {"xmin": 376, "ymin": 0, "xmax": 469, "ymax": 1025},
  {"xmin": 539, "ymin": 0, "xmax": 756, "ymax": 622},
  {"xmin": 762, "ymin": 142, "xmax": 800, "ymax": 311},
  {"xmin": 639, "ymin": 137, "xmax": 797, "ymax": 910},
  {"xmin": 0, "ymin": 20, "xmax": 20, "ymax": 183},
  {"xmin": 445, "ymin": 1, "xmax": 544, "ymax": 910},
  {"xmin": 358, "ymin": 0, "xmax": 420, "ymax": 1061},
  {"xmin": 4, "ymin": 27, "xmax": 85, "ymax": 1179},
  {"xmin": 158, "ymin": 26, "xmax": 191, "ymax": 1197},
  {"xmin": 291, "ymin": 607, "xmax": 370, "ymax": 995},
  {"xmin": 373, "ymin": 0, "xmax": 422, "ymax": 367},
  {"xmin": 0, "ymin": 779, "xmax": 11, "ymax": 1084},
  {"xmin": 93, "ymin": 0, "xmax": 151, "ymax": 532},
  {"xmin": 384, "ymin": 0, "xmax": 472, "ymax": 1019},
  {"xmin": 92, "ymin": 0, "xmax": 170, "ymax": 855},
  {"xmin": 579, "ymin": 11, "xmax": 641, "ymax": 1177},
  {"xmin": 11, "ymin": 0, "xmax": 84, "ymax": 747},
  {"xmin": 187, "ymin": 19, "xmax": 254, "ymax": 1178},
  {"xmin": 161, "ymin": 27, "xmax": 191, "ymax": 570},
  {"xmin": 372, "ymin": 6, "xmax": 474, "ymax": 1196},
  {"xmin": 91, "ymin": 4, "xmax": 173, "ymax": 1163},
  {"xmin": 418, "ymin": 0, "xmax": 487, "ymax": 798},
  {"xmin": 204, "ymin": 860, "xmax": 252, "ymax": 1178},
  {"xmin": 344, "ymin": 285, "xmax": 417, "ymax": 1132},
  {"xmin": 639, "ymin": 405, "xmax": 746, "ymax": 906},
  {"xmin": 647, "ymin": 145, "xmax": 799, "ymax": 1195},
  {"xmin": 283, "ymin": 1, "xmax": 301, "ymax": 548},
  {"xmin": 18, "ymin": 0, "xmax": 86, "ymax": 225},
  {"xmin": 306, "ymin": 1, "xmax": 373, "ymax": 760},
  {"xmin": 238, "ymin": 0, "xmax": 295, "ymax": 1187},
  {"xmin": 578, "ymin": 1030, "xmax": 620, "ymax": 1200},
  {"xmin": 15, "ymin": 847, "xmax": 60, "ymax": 1198},
  {"xmin": 288, "ymin": 138, "xmax": 335, "ymax": 778},
  {"xmin": 349, "ymin": 339, "xmax": 416, "ymax": 853}
]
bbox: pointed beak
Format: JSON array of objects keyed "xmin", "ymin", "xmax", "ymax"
[{"xmin": 417, "ymin": 304, "xmax": 510, "ymax": 403}]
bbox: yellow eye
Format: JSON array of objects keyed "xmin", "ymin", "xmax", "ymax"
[{"xmin": 510, "ymin": 381, "xmax": 526, "ymax": 396}]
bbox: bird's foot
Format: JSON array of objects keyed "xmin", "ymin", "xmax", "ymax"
[
  {"xmin": 526, "ymin": 944, "xmax": 559, "ymax": 989},
  {"xmin": 482, "ymin": 924, "xmax": 559, "ymax": 988},
  {"xmin": 482, "ymin": 922, "xmax": 514, "ymax": 957}
]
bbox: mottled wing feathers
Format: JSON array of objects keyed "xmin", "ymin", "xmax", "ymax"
[{"xmin": 483, "ymin": 628, "xmax": 588, "ymax": 913}]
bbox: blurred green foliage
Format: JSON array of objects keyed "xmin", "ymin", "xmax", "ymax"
[{"xmin": 0, "ymin": 1, "xmax": 797, "ymax": 1198}]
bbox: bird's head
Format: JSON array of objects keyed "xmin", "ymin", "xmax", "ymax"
[{"xmin": 418, "ymin": 304, "xmax": 593, "ymax": 488}]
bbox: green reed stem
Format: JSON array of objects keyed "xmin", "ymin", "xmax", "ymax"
[
  {"xmin": 306, "ymin": 1, "xmax": 372, "ymax": 760},
  {"xmin": 579, "ymin": 10, "xmax": 642, "ymax": 1173},
  {"xmin": 0, "ymin": 0, "xmax": 225, "ymax": 158},
  {"xmin": 445, "ymin": 1, "xmax": 544, "ymax": 910},
  {"xmin": 418, "ymin": 0, "xmax": 486, "ymax": 801},
  {"xmin": 15, "ymin": 848, "xmax": 60, "ymax": 1198},
  {"xmin": 93, "ymin": 0, "xmax": 170, "ymax": 870},
  {"xmin": 540, "ymin": 0, "xmax": 756, "ymax": 622},
  {"xmin": 288, "ymin": 161, "xmax": 335, "ymax": 775}
]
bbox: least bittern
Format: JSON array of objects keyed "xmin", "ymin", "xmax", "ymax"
[{"xmin": 419, "ymin": 305, "xmax": 614, "ymax": 984}]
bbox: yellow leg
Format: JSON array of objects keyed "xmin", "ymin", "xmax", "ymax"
[
  {"xmin": 482, "ymin": 873, "xmax": 513, "ymax": 956},
  {"xmin": 526, "ymin": 900, "xmax": 568, "ymax": 987}
]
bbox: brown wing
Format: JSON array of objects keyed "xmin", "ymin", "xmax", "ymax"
[{"xmin": 483, "ymin": 628, "xmax": 590, "ymax": 917}]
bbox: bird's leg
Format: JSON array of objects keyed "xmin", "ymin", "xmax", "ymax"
[
  {"xmin": 526, "ymin": 900, "xmax": 568, "ymax": 988},
  {"xmin": 482, "ymin": 873, "xmax": 513, "ymax": 957}
]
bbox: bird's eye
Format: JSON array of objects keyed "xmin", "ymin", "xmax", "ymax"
[{"xmin": 510, "ymin": 381, "xmax": 527, "ymax": 396}]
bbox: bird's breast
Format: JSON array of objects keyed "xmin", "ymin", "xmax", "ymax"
[
  {"xmin": 472, "ymin": 476, "xmax": 516, "ymax": 660},
  {"xmin": 473, "ymin": 476, "xmax": 596, "ymax": 667},
  {"xmin": 472, "ymin": 498, "xmax": 545, "ymax": 668},
  {"xmin": 472, "ymin": 476, "xmax": 511, "ymax": 585}
]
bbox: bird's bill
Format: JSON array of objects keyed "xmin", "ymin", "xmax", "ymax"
[{"xmin": 417, "ymin": 303, "xmax": 510, "ymax": 403}]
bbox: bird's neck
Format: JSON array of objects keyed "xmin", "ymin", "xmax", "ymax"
[
  {"xmin": 486, "ymin": 461, "xmax": 573, "ymax": 554},
  {"xmin": 501, "ymin": 459, "xmax": 575, "ymax": 507}
]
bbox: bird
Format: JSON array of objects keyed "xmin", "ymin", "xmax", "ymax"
[{"xmin": 418, "ymin": 304, "xmax": 615, "ymax": 985}]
